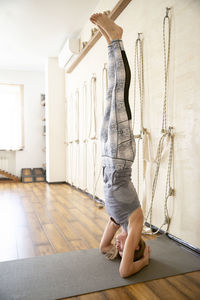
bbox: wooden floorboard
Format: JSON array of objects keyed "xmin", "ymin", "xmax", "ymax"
[{"xmin": 0, "ymin": 181, "xmax": 199, "ymax": 300}]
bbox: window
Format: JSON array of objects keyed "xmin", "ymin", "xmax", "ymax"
[{"xmin": 0, "ymin": 84, "xmax": 24, "ymax": 150}]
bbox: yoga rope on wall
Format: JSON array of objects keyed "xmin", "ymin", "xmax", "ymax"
[
  {"xmin": 132, "ymin": 32, "xmax": 151, "ymax": 218},
  {"xmin": 74, "ymin": 88, "xmax": 80, "ymax": 188},
  {"xmin": 67, "ymin": 94, "xmax": 74, "ymax": 186},
  {"xmin": 92, "ymin": 63, "xmax": 109, "ymax": 208},
  {"xmin": 82, "ymin": 81, "xmax": 88, "ymax": 192},
  {"xmin": 89, "ymin": 74, "xmax": 97, "ymax": 140},
  {"xmin": 89, "ymin": 74, "xmax": 99, "ymax": 202},
  {"xmin": 67, "ymin": 90, "xmax": 80, "ymax": 188},
  {"xmin": 88, "ymin": 71, "xmax": 104, "ymax": 207},
  {"xmin": 102, "ymin": 63, "xmax": 108, "ymax": 117},
  {"xmin": 144, "ymin": 7, "xmax": 175, "ymax": 235},
  {"xmin": 71, "ymin": 92, "xmax": 76, "ymax": 186},
  {"xmin": 65, "ymin": 98, "xmax": 70, "ymax": 184}
]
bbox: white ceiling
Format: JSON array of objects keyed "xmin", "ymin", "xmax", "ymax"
[{"xmin": 0, "ymin": 0, "xmax": 99, "ymax": 72}]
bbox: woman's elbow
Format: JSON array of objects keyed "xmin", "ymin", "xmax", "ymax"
[
  {"xmin": 99, "ymin": 243, "xmax": 110, "ymax": 254},
  {"xmin": 99, "ymin": 244, "xmax": 105, "ymax": 253},
  {"xmin": 119, "ymin": 266, "xmax": 129, "ymax": 278},
  {"xmin": 119, "ymin": 264, "xmax": 137, "ymax": 278}
]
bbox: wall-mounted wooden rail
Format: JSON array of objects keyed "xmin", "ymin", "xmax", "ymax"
[{"xmin": 66, "ymin": 0, "xmax": 132, "ymax": 73}]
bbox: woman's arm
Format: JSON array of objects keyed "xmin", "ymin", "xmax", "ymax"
[
  {"xmin": 119, "ymin": 208, "xmax": 150, "ymax": 277},
  {"xmin": 119, "ymin": 227, "xmax": 150, "ymax": 277},
  {"xmin": 100, "ymin": 217, "xmax": 120, "ymax": 253}
]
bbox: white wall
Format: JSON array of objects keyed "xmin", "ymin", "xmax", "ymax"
[
  {"xmin": 65, "ymin": 0, "xmax": 200, "ymax": 248},
  {"xmin": 0, "ymin": 70, "xmax": 45, "ymax": 176},
  {"xmin": 45, "ymin": 58, "xmax": 66, "ymax": 182}
]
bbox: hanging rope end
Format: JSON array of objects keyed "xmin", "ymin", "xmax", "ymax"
[
  {"xmin": 137, "ymin": 32, "xmax": 143, "ymax": 40},
  {"xmin": 166, "ymin": 7, "xmax": 171, "ymax": 17},
  {"xmin": 169, "ymin": 187, "xmax": 175, "ymax": 196}
]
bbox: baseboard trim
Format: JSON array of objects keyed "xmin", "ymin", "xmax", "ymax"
[
  {"xmin": 145, "ymin": 222, "xmax": 200, "ymax": 256},
  {"xmin": 46, "ymin": 181, "xmax": 66, "ymax": 184},
  {"xmin": 65, "ymin": 182, "xmax": 105, "ymax": 205}
]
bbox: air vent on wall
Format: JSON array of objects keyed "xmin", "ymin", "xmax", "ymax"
[{"xmin": 58, "ymin": 38, "xmax": 80, "ymax": 68}]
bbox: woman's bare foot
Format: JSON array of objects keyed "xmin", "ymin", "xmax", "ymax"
[
  {"xmin": 90, "ymin": 13, "xmax": 123, "ymax": 42},
  {"xmin": 97, "ymin": 24, "xmax": 111, "ymax": 45},
  {"xmin": 90, "ymin": 13, "xmax": 111, "ymax": 44}
]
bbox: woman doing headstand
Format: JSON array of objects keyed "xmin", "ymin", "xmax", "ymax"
[{"xmin": 90, "ymin": 13, "xmax": 150, "ymax": 278}]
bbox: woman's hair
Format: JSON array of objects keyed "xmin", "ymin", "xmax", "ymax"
[
  {"xmin": 134, "ymin": 238, "xmax": 146, "ymax": 261},
  {"xmin": 104, "ymin": 245, "xmax": 119, "ymax": 260}
]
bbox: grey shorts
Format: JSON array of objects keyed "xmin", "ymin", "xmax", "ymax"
[{"xmin": 103, "ymin": 166, "xmax": 141, "ymax": 232}]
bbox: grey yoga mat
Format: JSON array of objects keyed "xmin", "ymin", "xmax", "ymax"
[{"xmin": 0, "ymin": 235, "xmax": 200, "ymax": 300}]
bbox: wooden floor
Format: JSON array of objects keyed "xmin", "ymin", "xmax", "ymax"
[{"xmin": 0, "ymin": 181, "xmax": 199, "ymax": 300}]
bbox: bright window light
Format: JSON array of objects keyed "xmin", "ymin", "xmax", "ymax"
[{"xmin": 0, "ymin": 84, "xmax": 24, "ymax": 150}]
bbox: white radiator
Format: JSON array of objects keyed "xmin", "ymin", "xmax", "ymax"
[
  {"xmin": 0, "ymin": 152, "xmax": 16, "ymax": 177},
  {"xmin": 0, "ymin": 156, "xmax": 9, "ymax": 171}
]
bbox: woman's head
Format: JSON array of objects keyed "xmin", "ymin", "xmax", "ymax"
[{"xmin": 115, "ymin": 231, "xmax": 146, "ymax": 261}]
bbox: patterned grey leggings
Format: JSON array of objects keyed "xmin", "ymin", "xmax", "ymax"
[{"xmin": 101, "ymin": 40, "xmax": 140, "ymax": 231}]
